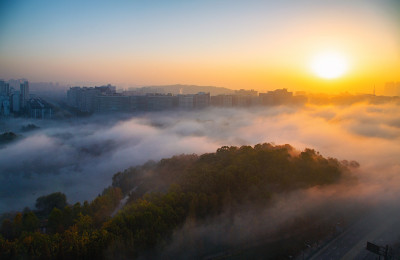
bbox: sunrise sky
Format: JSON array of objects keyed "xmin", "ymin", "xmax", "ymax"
[{"xmin": 0, "ymin": 0, "xmax": 399, "ymax": 93}]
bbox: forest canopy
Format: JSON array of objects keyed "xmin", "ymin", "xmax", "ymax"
[{"xmin": 0, "ymin": 143, "xmax": 357, "ymax": 259}]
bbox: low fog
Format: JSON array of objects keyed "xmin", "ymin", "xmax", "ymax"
[{"xmin": 1, "ymin": 102, "xmax": 400, "ymax": 218}]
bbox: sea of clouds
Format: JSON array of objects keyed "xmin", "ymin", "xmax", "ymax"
[{"xmin": 1, "ymin": 102, "xmax": 400, "ymax": 214}]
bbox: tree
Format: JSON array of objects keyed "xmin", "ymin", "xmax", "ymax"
[
  {"xmin": 0, "ymin": 143, "xmax": 351, "ymax": 259},
  {"xmin": 1, "ymin": 219, "xmax": 13, "ymax": 239},
  {"xmin": 13, "ymin": 213, "xmax": 23, "ymax": 238},
  {"xmin": 48, "ymin": 208, "xmax": 64, "ymax": 234},
  {"xmin": 22, "ymin": 211, "xmax": 40, "ymax": 233},
  {"xmin": 35, "ymin": 192, "xmax": 67, "ymax": 217},
  {"xmin": 75, "ymin": 214, "xmax": 93, "ymax": 232}
]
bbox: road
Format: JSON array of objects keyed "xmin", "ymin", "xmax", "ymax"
[{"xmin": 309, "ymin": 209, "xmax": 399, "ymax": 260}]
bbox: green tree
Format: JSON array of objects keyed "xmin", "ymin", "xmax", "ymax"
[
  {"xmin": 35, "ymin": 192, "xmax": 67, "ymax": 217},
  {"xmin": 48, "ymin": 208, "xmax": 64, "ymax": 234},
  {"xmin": 22, "ymin": 211, "xmax": 40, "ymax": 233},
  {"xmin": 0, "ymin": 219, "xmax": 13, "ymax": 239},
  {"xmin": 75, "ymin": 214, "xmax": 93, "ymax": 232},
  {"xmin": 12, "ymin": 213, "xmax": 23, "ymax": 238}
]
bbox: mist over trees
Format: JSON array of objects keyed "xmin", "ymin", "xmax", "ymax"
[
  {"xmin": 1, "ymin": 103, "xmax": 400, "ymax": 214},
  {"xmin": 0, "ymin": 143, "xmax": 357, "ymax": 259},
  {"xmin": 1, "ymin": 102, "xmax": 400, "ymax": 258}
]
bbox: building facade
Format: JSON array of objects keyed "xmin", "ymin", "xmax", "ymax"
[
  {"xmin": 28, "ymin": 97, "xmax": 53, "ymax": 119},
  {"xmin": 20, "ymin": 81, "xmax": 29, "ymax": 108}
]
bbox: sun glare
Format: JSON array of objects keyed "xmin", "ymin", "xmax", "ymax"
[{"xmin": 310, "ymin": 51, "xmax": 349, "ymax": 79}]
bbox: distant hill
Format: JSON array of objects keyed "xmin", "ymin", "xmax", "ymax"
[{"xmin": 136, "ymin": 84, "xmax": 234, "ymax": 95}]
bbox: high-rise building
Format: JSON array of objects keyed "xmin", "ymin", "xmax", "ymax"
[
  {"xmin": 0, "ymin": 96, "xmax": 10, "ymax": 116},
  {"xmin": 95, "ymin": 95, "xmax": 130, "ymax": 113},
  {"xmin": 259, "ymin": 88, "xmax": 293, "ymax": 106},
  {"xmin": 232, "ymin": 89, "xmax": 259, "ymax": 107},
  {"xmin": 178, "ymin": 94, "xmax": 195, "ymax": 109},
  {"xmin": 67, "ymin": 87, "xmax": 83, "ymax": 108},
  {"xmin": 234, "ymin": 89, "xmax": 258, "ymax": 96},
  {"xmin": 194, "ymin": 92, "xmax": 210, "ymax": 108},
  {"xmin": 211, "ymin": 95, "xmax": 233, "ymax": 107},
  {"xmin": 20, "ymin": 81, "xmax": 29, "ymax": 108},
  {"xmin": 0, "ymin": 80, "xmax": 10, "ymax": 96},
  {"xmin": 146, "ymin": 93, "xmax": 178, "ymax": 111},
  {"xmin": 12, "ymin": 91, "xmax": 20, "ymax": 112},
  {"xmin": 67, "ymin": 87, "xmax": 100, "ymax": 112},
  {"xmin": 28, "ymin": 97, "xmax": 52, "ymax": 119}
]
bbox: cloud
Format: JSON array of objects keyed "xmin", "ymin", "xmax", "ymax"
[{"xmin": 0, "ymin": 103, "xmax": 400, "ymax": 216}]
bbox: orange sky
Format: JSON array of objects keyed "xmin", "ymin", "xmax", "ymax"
[{"xmin": 0, "ymin": 0, "xmax": 399, "ymax": 93}]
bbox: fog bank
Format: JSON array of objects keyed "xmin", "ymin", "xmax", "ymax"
[{"xmin": 1, "ymin": 102, "xmax": 400, "ymax": 213}]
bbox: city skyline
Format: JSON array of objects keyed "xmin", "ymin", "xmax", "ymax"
[
  {"xmin": 1, "ymin": 2, "xmax": 400, "ymax": 256},
  {"xmin": 0, "ymin": 0, "xmax": 399, "ymax": 93}
]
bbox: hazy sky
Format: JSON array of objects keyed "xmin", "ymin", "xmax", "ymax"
[{"xmin": 0, "ymin": 0, "xmax": 399, "ymax": 92}]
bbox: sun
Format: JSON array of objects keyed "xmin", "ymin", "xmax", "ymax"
[{"xmin": 310, "ymin": 51, "xmax": 349, "ymax": 79}]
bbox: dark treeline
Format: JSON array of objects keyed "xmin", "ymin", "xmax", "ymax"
[
  {"xmin": 0, "ymin": 132, "xmax": 19, "ymax": 145},
  {"xmin": 0, "ymin": 143, "xmax": 357, "ymax": 259}
]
